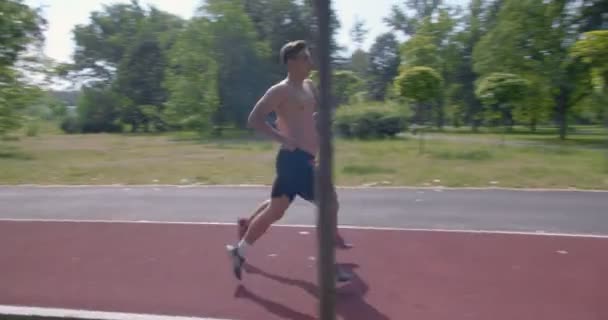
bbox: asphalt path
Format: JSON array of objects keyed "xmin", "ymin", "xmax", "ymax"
[{"xmin": 1, "ymin": 185, "xmax": 607, "ymax": 236}]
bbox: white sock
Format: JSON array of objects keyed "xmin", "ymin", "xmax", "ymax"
[{"xmin": 237, "ymin": 239, "xmax": 249, "ymax": 257}]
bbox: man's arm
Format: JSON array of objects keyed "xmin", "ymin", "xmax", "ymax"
[{"xmin": 247, "ymin": 84, "xmax": 296, "ymax": 149}]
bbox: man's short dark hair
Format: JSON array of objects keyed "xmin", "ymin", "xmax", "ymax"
[{"xmin": 280, "ymin": 40, "xmax": 308, "ymax": 65}]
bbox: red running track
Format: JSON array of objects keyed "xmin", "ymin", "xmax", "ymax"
[{"xmin": 0, "ymin": 220, "xmax": 606, "ymax": 320}]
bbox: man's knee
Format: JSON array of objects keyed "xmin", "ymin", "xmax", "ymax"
[
  {"xmin": 259, "ymin": 199, "xmax": 271, "ymax": 211},
  {"xmin": 253, "ymin": 199, "xmax": 270, "ymax": 214}
]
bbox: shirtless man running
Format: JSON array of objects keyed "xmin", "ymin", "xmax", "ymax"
[{"xmin": 226, "ymin": 40, "xmax": 351, "ymax": 282}]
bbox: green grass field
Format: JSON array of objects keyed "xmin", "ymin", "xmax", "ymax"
[
  {"xmin": 413, "ymin": 125, "xmax": 608, "ymax": 149},
  {"xmin": 2, "ymin": 129, "xmax": 607, "ymax": 189}
]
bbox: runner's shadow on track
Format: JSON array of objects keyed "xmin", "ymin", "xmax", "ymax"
[
  {"xmin": 234, "ymin": 285, "xmax": 316, "ymax": 320},
  {"xmin": 237, "ymin": 263, "xmax": 390, "ymax": 320}
]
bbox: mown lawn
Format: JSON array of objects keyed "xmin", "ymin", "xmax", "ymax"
[{"xmin": 1, "ymin": 131, "xmax": 606, "ymax": 190}]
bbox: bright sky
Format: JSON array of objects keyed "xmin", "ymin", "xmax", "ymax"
[{"xmin": 25, "ymin": 0, "xmax": 469, "ymax": 64}]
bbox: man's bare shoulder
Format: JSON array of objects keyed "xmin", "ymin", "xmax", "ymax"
[
  {"xmin": 257, "ymin": 81, "xmax": 288, "ymax": 108},
  {"xmin": 304, "ymin": 78, "xmax": 318, "ymax": 94},
  {"xmin": 255, "ymin": 81, "xmax": 289, "ymax": 110},
  {"xmin": 266, "ymin": 80, "xmax": 290, "ymax": 97}
]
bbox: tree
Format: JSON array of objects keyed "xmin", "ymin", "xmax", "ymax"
[
  {"xmin": 310, "ymin": 70, "xmax": 364, "ymax": 107},
  {"xmin": 570, "ymin": 30, "xmax": 608, "ymax": 162},
  {"xmin": 472, "ymin": 0, "xmax": 605, "ymax": 139},
  {"xmin": 448, "ymin": 0, "xmax": 485, "ymax": 131},
  {"xmin": 195, "ymin": 0, "xmax": 272, "ymax": 129},
  {"xmin": 555, "ymin": 0, "xmax": 607, "ymax": 138},
  {"xmin": 394, "ymin": 66, "xmax": 443, "ymax": 125},
  {"xmin": 384, "ymin": 0, "xmax": 444, "ymax": 36},
  {"xmin": 113, "ymin": 8, "xmax": 184, "ymax": 132},
  {"xmin": 475, "ymin": 72, "xmax": 530, "ymax": 130},
  {"xmin": 0, "ymin": 74, "xmax": 43, "ymax": 136},
  {"xmin": 570, "ymin": 30, "xmax": 608, "ymax": 95},
  {"xmin": 241, "ymin": 0, "xmax": 342, "ymax": 64},
  {"xmin": 163, "ymin": 18, "xmax": 220, "ymax": 133},
  {"xmin": 576, "ymin": 0, "xmax": 608, "ymax": 34},
  {"xmin": 348, "ymin": 49, "xmax": 369, "ymax": 79},
  {"xmin": 0, "ymin": 0, "xmax": 47, "ymax": 136},
  {"xmin": 62, "ymin": 1, "xmax": 183, "ymax": 83},
  {"xmin": 347, "ymin": 16, "xmax": 369, "ymax": 78},
  {"xmin": 350, "ymin": 16, "xmax": 369, "ymax": 49},
  {"xmin": 366, "ymin": 33, "xmax": 400, "ymax": 101},
  {"xmin": 473, "ymin": 0, "xmax": 561, "ymax": 133},
  {"xmin": 299, "ymin": 0, "xmax": 343, "ymax": 62},
  {"xmin": 241, "ymin": 0, "xmax": 316, "ymax": 83},
  {"xmin": 58, "ymin": 1, "xmax": 184, "ymax": 133},
  {"xmin": 397, "ymin": 7, "xmax": 459, "ymax": 129},
  {"xmin": 115, "ymin": 35, "xmax": 167, "ymax": 132},
  {"xmin": 75, "ymin": 84, "xmax": 124, "ymax": 133},
  {"xmin": 63, "ymin": 1, "xmax": 147, "ymax": 83}
]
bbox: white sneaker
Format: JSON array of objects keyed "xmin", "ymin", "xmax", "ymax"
[{"xmin": 226, "ymin": 244, "xmax": 245, "ymax": 280}]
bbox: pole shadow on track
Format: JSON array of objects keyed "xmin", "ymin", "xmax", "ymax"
[{"xmin": 233, "ymin": 263, "xmax": 389, "ymax": 320}]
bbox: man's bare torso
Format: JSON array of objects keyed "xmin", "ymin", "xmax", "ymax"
[{"xmin": 274, "ymin": 79, "xmax": 319, "ymax": 156}]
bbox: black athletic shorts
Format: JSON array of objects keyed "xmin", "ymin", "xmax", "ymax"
[{"xmin": 271, "ymin": 148, "xmax": 316, "ymax": 203}]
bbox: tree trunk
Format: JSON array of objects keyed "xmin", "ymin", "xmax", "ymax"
[
  {"xmin": 436, "ymin": 102, "xmax": 444, "ymax": 130},
  {"xmin": 415, "ymin": 102, "xmax": 424, "ymax": 125},
  {"xmin": 471, "ymin": 118, "xmax": 481, "ymax": 133},
  {"xmin": 530, "ymin": 116, "xmax": 537, "ymax": 133},
  {"xmin": 556, "ymin": 86, "xmax": 569, "ymax": 140}
]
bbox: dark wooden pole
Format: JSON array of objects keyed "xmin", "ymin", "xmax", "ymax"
[{"xmin": 313, "ymin": 0, "xmax": 336, "ymax": 320}]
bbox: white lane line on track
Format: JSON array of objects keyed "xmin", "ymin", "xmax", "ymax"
[
  {"xmin": 1, "ymin": 218, "xmax": 607, "ymax": 239},
  {"xmin": 1, "ymin": 184, "xmax": 607, "ymax": 192},
  {"xmin": 0, "ymin": 305, "xmax": 231, "ymax": 320}
]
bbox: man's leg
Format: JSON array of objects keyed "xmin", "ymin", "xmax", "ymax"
[
  {"xmin": 241, "ymin": 196, "xmax": 290, "ymax": 245},
  {"xmin": 227, "ymin": 195, "xmax": 291, "ymax": 280},
  {"xmin": 238, "ymin": 199, "xmax": 270, "ymax": 239}
]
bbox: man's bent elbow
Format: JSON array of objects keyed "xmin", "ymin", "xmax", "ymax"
[
  {"xmin": 247, "ymin": 115, "xmax": 262, "ymax": 131},
  {"xmin": 246, "ymin": 112, "xmax": 256, "ymax": 128}
]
